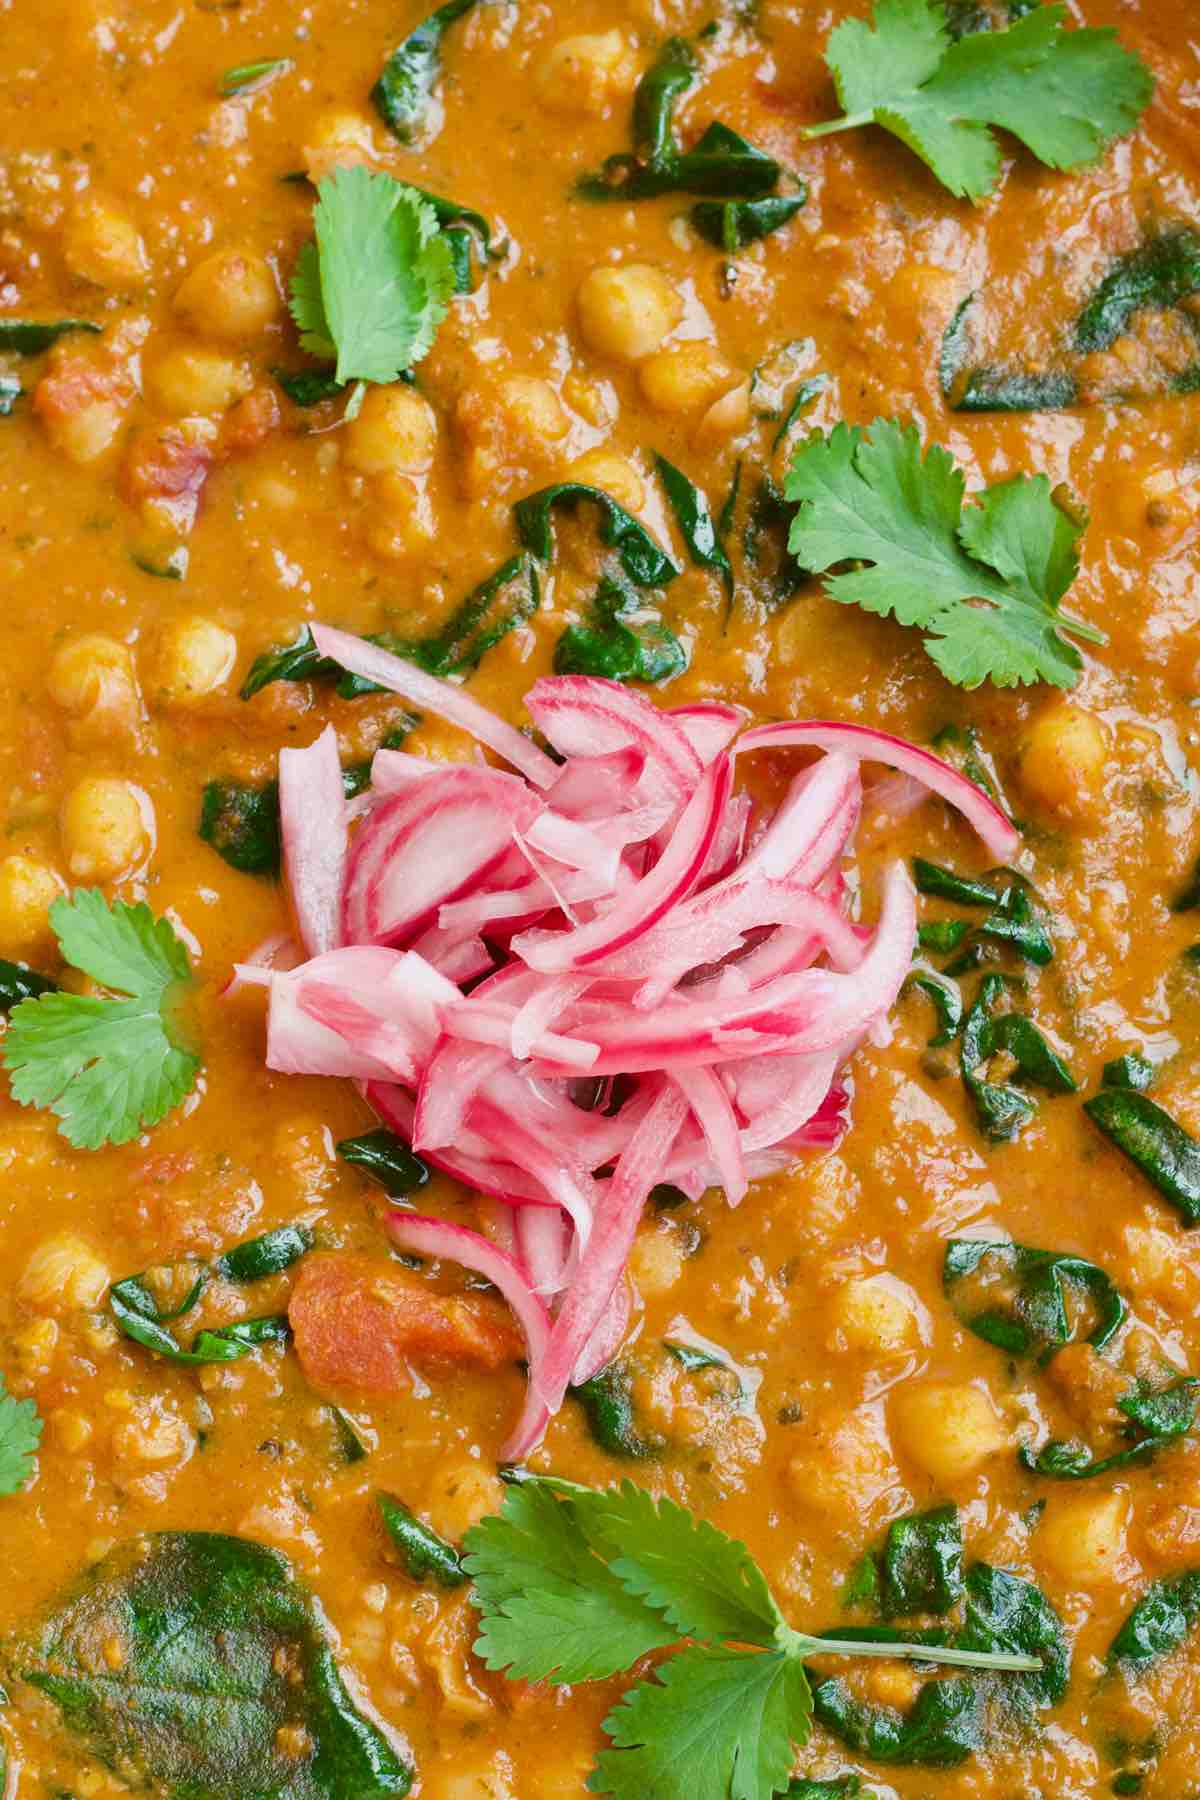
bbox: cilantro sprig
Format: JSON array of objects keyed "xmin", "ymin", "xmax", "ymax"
[
  {"xmin": 0, "ymin": 1374, "xmax": 43, "ymax": 1496},
  {"xmin": 785, "ymin": 418, "xmax": 1104, "ymax": 689},
  {"xmin": 803, "ymin": 0, "xmax": 1152, "ymax": 202},
  {"xmin": 1, "ymin": 890, "xmax": 201, "ymax": 1151},
  {"xmin": 464, "ymin": 1476, "xmax": 1041, "ymax": 1800},
  {"xmin": 289, "ymin": 166, "xmax": 456, "ymax": 388}
]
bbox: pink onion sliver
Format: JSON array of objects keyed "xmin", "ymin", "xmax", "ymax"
[
  {"xmin": 537, "ymin": 1082, "xmax": 689, "ymax": 1415},
  {"xmin": 673, "ymin": 1067, "xmax": 747, "ymax": 1205},
  {"xmin": 668, "ymin": 701, "xmax": 747, "ymax": 764},
  {"xmin": 526, "ymin": 674, "xmax": 702, "ymax": 806},
  {"xmin": 516, "ymin": 1205, "xmax": 571, "ymax": 1297},
  {"xmin": 311, "ymin": 624, "xmax": 559, "ymax": 790},
  {"xmin": 735, "ymin": 721, "xmax": 1018, "ymax": 862},
  {"xmin": 386, "ymin": 1212, "xmax": 554, "ymax": 1461},
  {"xmin": 367, "ymin": 1081, "xmax": 560, "ymax": 1208},
  {"xmin": 278, "ymin": 724, "xmax": 347, "ymax": 958},
  {"xmin": 513, "ymin": 755, "xmax": 733, "ymax": 972},
  {"xmin": 571, "ymin": 1277, "xmax": 633, "ymax": 1386},
  {"xmin": 414, "ymin": 1039, "xmax": 507, "ymax": 1150}
]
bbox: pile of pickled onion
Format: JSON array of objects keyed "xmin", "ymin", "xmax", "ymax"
[{"xmin": 233, "ymin": 625, "xmax": 1017, "ymax": 1458}]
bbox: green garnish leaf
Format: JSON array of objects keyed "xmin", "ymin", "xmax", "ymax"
[
  {"xmin": 0, "ymin": 1373, "xmax": 42, "ymax": 1496},
  {"xmin": 570, "ymin": 1358, "xmax": 666, "ymax": 1460},
  {"xmin": 464, "ymin": 1479, "xmax": 680, "ymax": 1682},
  {"xmin": 691, "ymin": 193, "xmax": 806, "ymax": 252},
  {"xmin": 199, "ymin": 778, "xmax": 282, "ymax": 876},
  {"xmin": 214, "ymin": 1223, "xmax": 315, "ymax": 1283},
  {"xmin": 804, "ymin": 0, "xmax": 1153, "ymax": 203},
  {"xmin": 786, "ymin": 419, "xmax": 1101, "ymax": 690},
  {"xmin": 465, "ymin": 1477, "xmax": 1046, "ymax": 1795},
  {"xmin": 289, "ymin": 166, "xmax": 455, "ymax": 386},
  {"xmin": 2, "ymin": 891, "xmax": 201, "ymax": 1150},
  {"xmin": 592, "ymin": 1643, "xmax": 811, "ymax": 1800}
]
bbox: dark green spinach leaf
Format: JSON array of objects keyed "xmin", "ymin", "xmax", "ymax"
[
  {"xmin": 1085, "ymin": 1088, "xmax": 1200, "ymax": 1226},
  {"xmin": 554, "ymin": 572, "xmax": 686, "ymax": 685},
  {"xmin": 0, "ymin": 320, "xmax": 100, "ymax": 354},
  {"xmin": 515, "ymin": 483, "xmax": 678, "ymax": 587},
  {"xmin": 10, "ymin": 1532, "xmax": 412, "ymax": 1796},
  {"xmin": 570, "ymin": 1361, "xmax": 664, "ymax": 1460},
  {"xmin": 371, "ymin": 0, "xmax": 479, "ymax": 143},
  {"xmin": 656, "ymin": 454, "xmax": 734, "ymax": 594},
  {"xmin": 690, "ymin": 191, "xmax": 806, "ymax": 251},
  {"xmin": 0, "ymin": 960, "xmax": 57, "ymax": 1015},
  {"xmin": 337, "ymin": 1129, "xmax": 431, "ymax": 1198},
  {"xmin": 199, "ymin": 779, "xmax": 282, "ymax": 876},
  {"xmin": 943, "ymin": 1238, "xmax": 1127, "ymax": 1360},
  {"xmin": 215, "ymin": 1224, "xmax": 315, "ymax": 1284},
  {"xmin": 881, "ymin": 1506, "xmax": 965, "ymax": 1619},
  {"xmin": 1109, "ymin": 1569, "xmax": 1200, "ymax": 1675},
  {"xmin": 961, "ymin": 975, "xmax": 1077, "ymax": 1141},
  {"xmin": 377, "ymin": 1493, "xmax": 466, "ymax": 1588}
]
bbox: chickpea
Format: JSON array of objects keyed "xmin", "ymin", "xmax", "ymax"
[
  {"xmin": 49, "ymin": 634, "xmax": 135, "ymax": 715},
  {"xmin": 303, "ymin": 108, "xmax": 377, "ymax": 178},
  {"xmin": 147, "ymin": 345, "xmax": 253, "ymax": 418},
  {"xmin": 1018, "ymin": 701, "xmax": 1107, "ymax": 821},
  {"xmin": 344, "ymin": 386, "xmax": 438, "ymax": 477},
  {"xmin": 0, "ymin": 854, "xmax": 65, "ymax": 956},
  {"xmin": 174, "ymin": 249, "xmax": 280, "ymax": 340},
  {"xmin": 567, "ymin": 448, "xmax": 645, "ymax": 514},
  {"xmin": 63, "ymin": 193, "xmax": 147, "ymax": 289},
  {"xmin": 455, "ymin": 376, "xmax": 568, "ymax": 496},
  {"xmin": 537, "ymin": 30, "xmax": 638, "ymax": 118},
  {"xmin": 695, "ymin": 377, "xmax": 752, "ymax": 447},
  {"xmin": 640, "ymin": 341, "xmax": 739, "ymax": 415},
  {"xmin": 60, "ymin": 777, "xmax": 151, "ymax": 882},
  {"xmin": 152, "ymin": 617, "xmax": 237, "ymax": 707},
  {"xmin": 1038, "ymin": 1490, "xmax": 1132, "ymax": 1588},
  {"xmin": 629, "ymin": 1229, "xmax": 684, "ymax": 1296},
  {"xmin": 426, "ymin": 1456, "xmax": 504, "ymax": 1540},
  {"xmin": 891, "ymin": 1382, "xmax": 1008, "ymax": 1485},
  {"xmin": 577, "ymin": 263, "xmax": 683, "ymax": 364},
  {"xmin": 865, "ymin": 1661, "xmax": 922, "ymax": 1710},
  {"xmin": 828, "ymin": 1274, "xmax": 921, "ymax": 1356},
  {"xmin": 19, "ymin": 1232, "xmax": 111, "ymax": 1311}
]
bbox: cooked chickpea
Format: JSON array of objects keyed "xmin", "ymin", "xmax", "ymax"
[
  {"xmin": 455, "ymin": 376, "xmax": 568, "ymax": 495},
  {"xmin": 828, "ymin": 1274, "xmax": 921, "ymax": 1355},
  {"xmin": 19, "ymin": 1232, "xmax": 111, "ymax": 1312},
  {"xmin": 567, "ymin": 449, "xmax": 645, "ymax": 513},
  {"xmin": 891, "ymin": 1382, "xmax": 1008, "ymax": 1485},
  {"xmin": 36, "ymin": 386, "xmax": 124, "ymax": 465},
  {"xmin": 427, "ymin": 1456, "xmax": 504, "ymax": 1540},
  {"xmin": 363, "ymin": 475, "xmax": 437, "ymax": 559},
  {"xmin": 344, "ymin": 386, "xmax": 439, "ymax": 477},
  {"xmin": 640, "ymin": 341, "xmax": 739, "ymax": 415},
  {"xmin": 1038, "ymin": 1490, "xmax": 1132, "ymax": 1588},
  {"xmin": 49, "ymin": 634, "xmax": 137, "ymax": 716},
  {"xmin": 147, "ymin": 345, "xmax": 253, "ymax": 418},
  {"xmin": 304, "ymin": 108, "xmax": 377, "ymax": 177},
  {"xmin": 629, "ymin": 1229, "xmax": 684, "ymax": 1296},
  {"xmin": 786, "ymin": 1408, "xmax": 904, "ymax": 1535},
  {"xmin": 153, "ymin": 617, "xmax": 237, "ymax": 707},
  {"xmin": 63, "ymin": 194, "xmax": 147, "ymax": 288},
  {"xmin": 60, "ymin": 777, "xmax": 151, "ymax": 882},
  {"xmin": 1018, "ymin": 702, "xmax": 1108, "ymax": 820},
  {"xmin": 0, "ymin": 854, "xmax": 65, "ymax": 956},
  {"xmin": 536, "ymin": 30, "xmax": 638, "ymax": 117},
  {"xmin": 695, "ymin": 377, "xmax": 751, "ymax": 446},
  {"xmin": 865, "ymin": 1661, "xmax": 923, "ymax": 1710},
  {"xmin": 174, "ymin": 249, "xmax": 280, "ymax": 340},
  {"xmin": 577, "ymin": 263, "xmax": 683, "ymax": 364}
]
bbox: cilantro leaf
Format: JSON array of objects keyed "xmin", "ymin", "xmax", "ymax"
[
  {"xmin": 2, "ymin": 890, "xmax": 200, "ymax": 1151},
  {"xmin": 288, "ymin": 167, "xmax": 455, "ymax": 386},
  {"xmin": 462, "ymin": 1480, "xmax": 679, "ymax": 1682},
  {"xmin": 0, "ymin": 1373, "xmax": 43, "ymax": 1496},
  {"xmin": 572, "ymin": 1480, "xmax": 784, "ymax": 1649},
  {"xmin": 591, "ymin": 1645, "xmax": 811, "ymax": 1800},
  {"xmin": 805, "ymin": 0, "xmax": 1153, "ymax": 202},
  {"xmin": 784, "ymin": 419, "xmax": 1102, "ymax": 689}
]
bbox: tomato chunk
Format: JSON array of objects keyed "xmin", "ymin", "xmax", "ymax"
[{"xmin": 288, "ymin": 1252, "xmax": 522, "ymax": 1394}]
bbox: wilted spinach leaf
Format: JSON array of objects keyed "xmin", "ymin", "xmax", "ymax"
[
  {"xmin": 371, "ymin": 0, "xmax": 479, "ymax": 142},
  {"xmin": 0, "ymin": 959, "xmax": 57, "ymax": 1015},
  {"xmin": 9, "ymin": 1532, "xmax": 412, "ymax": 1796},
  {"xmin": 1109, "ymin": 1569, "xmax": 1200, "ymax": 1675},
  {"xmin": 515, "ymin": 483, "xmax": 679, "ymax": 587},
  {"xmin": 1085, "ymin": 1087, "xmax": 1200, "ymax": 1226},
  {"xmin": 943, "ymin": 1238, "xmax": 1127, "ymax": 1361},
  {"xmin": 554, "ymin": 571, "xmax": 686, "ymax": 685}
]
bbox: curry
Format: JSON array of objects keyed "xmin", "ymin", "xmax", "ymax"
[{"xmin": 1, "ymin": 0, "xmax": 1199, "ymax": 1795}]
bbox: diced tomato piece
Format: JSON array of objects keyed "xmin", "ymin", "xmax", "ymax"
[
  {"xmin": 121, "ymin": 424, "xmax": 214, "ymax": 505},
  {"xmin": 289, "ymin": 1252, "xmax": 523, "ymax": 1394},
  {"xmin": 220, "ymin": 384, "xmax": 281, "ymax": 458}
]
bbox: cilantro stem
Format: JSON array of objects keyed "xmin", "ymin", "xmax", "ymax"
[
  {"xmin": 1056, "ymin": 608, "xmax": 1107, "ymax": 646},
  {"xmin": 799, "ymin": 112, "xmax": 873, "ymax": 140},
  {"xmin": 784, "ymin": 1629, "xmax": 1041, "ymax": 1674}
]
